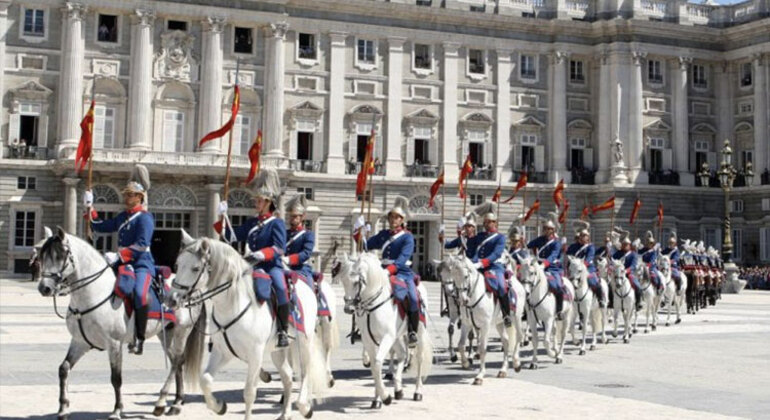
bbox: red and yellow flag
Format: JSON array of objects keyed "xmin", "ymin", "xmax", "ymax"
[
  {"xmin": 592, "ymin": 196, "xmax": 615, "ymax": 214},
  {"xmin": 523, "ymin": 199, "xmax": 541, "ymax": 222},
  {"xmin": 458, "ymin": 154, "xmax": 473, "ymax": 199},
  {"xmin": 503, "ymin": 172, "xmax": 528, "ymax": 204},
  {"xmin": 428, "ymin": 168, "xmax": 444, "ymax": 208},
  {"xmin": 75, "ymin": 100, "xmax": 95, "ymax": 173},
  {"xmin": 629, "ymin": 198, "xmax": 642, "ymax": 225},
  {"xmin": 356, "ymin": 126, "xmax": 376, "ymax": 196},
  {"xmin": 245, "ymin": 129, "xmax": 262, "ymax": 184},
  {"xmin": 559, "ymin": 199, "xmax": 570, "ymax": 224},
  {"xmin": 657, "ymin": 202, "xmax": 664, "ymax": 227},
  {"xmin": 553, "ymin": 179, "xmax": 565, "ymax": 208},
  {"xmin": 199, "ymin": 85, "xmax": 240, "ymax": 148},
  {"xmin": 491, "ymin": 186, "xmax": 502, "ymax": 203},
  {"xmin": 581, "ymin": 205, "xmax": 591, "ymax": 221}
]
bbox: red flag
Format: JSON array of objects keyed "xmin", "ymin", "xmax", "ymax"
[
  {"xmin": 356, "ymin": 127, "xmax": 376, "ymax": 196},
  {"xmin": 492, "ymin": 186, "xmax": 502, "ymax": 203},
  {"xmin": 559, "ymin": 199, "xmax": 570, "ymax": 224},
  {"xmin": 629, "ymin": 198, "xmax": 642, "ymax": 225},
  {"xmin": 75, "ymin": 100, "xmax": 95, "ymax": 173},
  {"xmin": 657, "ymin": 202, "xmax": 664, "ymax": 227},
  {"xmin": 581, "ymin": 205, "xmax": 590, "ymax": 221},
  {"xmin": 245, "ymin": 130, "xmax": 262, "ymax": 184},
  {"xmin": 523, "ymin": 199, "xmax": 541, "ymax": 222},
  {"xmin": 458, "ymin": 154, "xmax": 473, "ymax": 199},
  {"xmin": 553, "ymin": 179, "xmax": 565, "ymax": 208},
  {"xmin": 199, "ymin": 85, "xmax": 240, "ymax": 148},
  {"xmin": 428, "ymin": 168, "xmax": 444, "ymax": 208},
  {"xmin": 592, "ymin": 196, "xmax": 615, "ymax": 214},
  {"xmin": 503, "ymin": 172, "xmax": 528, "ymax": 203}
]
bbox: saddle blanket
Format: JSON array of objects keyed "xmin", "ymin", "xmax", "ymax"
[
  {"xmin": 115, "ymin": 265, "xmax": 176, "ymax": 323},
  {"xmin": 389, "ymin": 275, "xmax": 427, "ymax": 326},
  {"xmin": 545, "ymin": 272, "xmax": 574, "ymax": 302},
  {"xmin": 484, "ymin": 276, "xmax": 518, "ymax": 313},
  {"xmin": 285, "ymin": 270, "xmax": 332, "ymax": 319},
  {"xmin": 252, "ymin": 270, "xmax": 307, "ymax": 336}
]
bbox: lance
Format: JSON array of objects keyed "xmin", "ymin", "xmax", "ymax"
[
  {"xmin": 223, "ymin": 58, "xmax": 240, "ymax": 202},
  {"xmin": 440, "ymin": 166, "xmax": 446, "ymax": 259},
  {"xmin": 496, "ymin": 173, "xmax": 502, "ymax": 216},
  {"xmin": 633, "ymin": 192, "xmax": 640, "ymax": 240},
  {"xmin": 85, "ymin": 76, "xmax": 97, "ymax": 243}
]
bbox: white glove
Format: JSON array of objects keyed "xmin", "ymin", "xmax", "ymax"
[
  {"xmin": 217, "ymin": 201, "xmax": 229, "ymax": 216},
  {"xmin": 473, "ymin": 262, "xmax": 483, "ymax": 270},
  {"xmin": 439, "ymin": 224, "xmax": 446, "ymax": 235},
  {"xmin": 353, "ymin": 215, "xmax": 366, "ymax": 231},
  {"xmin": 457, "ymin": 218, "xmax": 465, "ymax": 230},
  {"xmin": 364, "ymin": 223, "xmax": 372, "ymax": 233},
  {"xmin": 281, "ymin": 256, "xmax": 290, "ymax": 266},
  {"xmin": 253, "ymin": 251, "xmax": 266, "ymax": 262},
  {"xmin": 83, "ymin": 190, "xmax": 94, "ymax": 207},
  {"xmin": 104, "ymin": 252, "xmax": 120, "ymax": 266}
]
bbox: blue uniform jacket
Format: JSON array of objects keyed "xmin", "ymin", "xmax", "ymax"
[
  {"xmin": 92, "ymin": 205, "xmax": 155, "ymax": 271},
  {"xmin": 611, "ymin": 249, "xmax": 638, "ymax": 274},
  {"xmin": 566, "ymin": 242, "xmax": 597, "ymax": 273},
  {"xmin": 527, "ymin": 235, "xmax": 562, "ymax": 272},
  {"xmin": 221, "ymin": 214, "xmax": 286, "ymax": 271},
  {"xmin": 661, "ymin": 247, "xmax": 680, "ymax": 269},
  {"xmin": 285, "ymin": 228, "xmax": 315, "ymax": 280},
  {"xmin": 444, "ymin": 236, "xmax": 477, "ymax": 259},
  {"xmin": 471, "ymin": 231, "xmax": 506, "ymax": 271},
  {"xmin": 639, "ymin": 246, "xmax": 659, "ymax": 270},
  {"xmin": 366, "ymin": 228, "xmax": 415, "ymax": 278},
  {"xmin": 508, "ymin": 247, "xmax": 529, "ymax": 266}
]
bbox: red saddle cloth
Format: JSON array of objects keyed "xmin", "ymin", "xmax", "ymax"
[
  {"xmin": 388, "ymin": 275, "xmax": 426, "ymax": 325},
  {"xmin": 117, "ymin": 265, "xmax": 176, "ymax": 323}
]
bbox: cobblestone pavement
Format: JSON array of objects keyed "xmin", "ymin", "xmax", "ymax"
[{"xmin": 2, "ymin": 278, "xmax": 769, "ymax": 419}]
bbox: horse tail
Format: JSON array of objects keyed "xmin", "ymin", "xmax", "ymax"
[
  {"xmin": 183, "ymin": 304, "xmax": 207, "ymax": 390},
  {"xmin": 327, "ymin": 316, "xmax": 340, "ymax": 352},
  {"xmin": 307, "ymin": 327, "xmax": 331, "ymax": 399},
  {"xmin": 411, "ymin": 324, "xmax": 434, "ymax": 380}
]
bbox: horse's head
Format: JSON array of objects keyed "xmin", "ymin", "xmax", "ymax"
[
  {"xmin": 566, "ymin": 255, "xmax": 586, "ymax": 288},
  {"xmin": 36, "ymin": 227, "xmax": 76, "ymax": 297},
  {"xmin": 518, "ymin": 255, "xmax": 543, "ymax": 294},
  {"xmin": 445, "ymin": 254, "xmax": 476, "ymax": 305},
  {"xmin": 595, "ymin": 257, "xmax": 608, "ymax": 278},
  {"xmin": 167, "ymin": 230, "xmax": 211, "ymax": 309},
  {"xmin": 610, "ymin": 259, "xmax": 627, "ymax": 289},
  {"xmin": 435, "ymin": 256, "xmax": 455, "ymax": 295},
  {"xmin": 332, "ymin": 252, "xmax": 357, "ymax": 314},
  {"xmin": 659, "ymin": 255, "xmax": 671, "ymax": 275}
]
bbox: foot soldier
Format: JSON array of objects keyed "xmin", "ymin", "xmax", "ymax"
[
  {"xmin": 354, "ymin": 196, "xmax": 420, "ymax": 348},
  {"xmin": 639, "ymin": 231, "xmax": 665, "ymax": 295},
  {"xmin": 661, "ymin": 232, "xmax": 684, "ymax": 292},
  {"xmin": 567, "ymin": 220, "xmax": 607, "ymax": 308},
  {"xmin": 85, "ymin": 165, "xmax": 154, "ymax": 355},
  {"xmin": 527, "ymin": 212, "xmax": 567, "ymax": 319},
  {"xmin": 216, "ymin": 169, "xmax": 290, "ymax": 348},
  {"xmin": 610, "ymin": 229, "xmax": 643, "ymax": 311}
]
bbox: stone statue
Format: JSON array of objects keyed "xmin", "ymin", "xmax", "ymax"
[{"xmin": 613, "ymin": 136, "xmax": 624, "ymax": 165}]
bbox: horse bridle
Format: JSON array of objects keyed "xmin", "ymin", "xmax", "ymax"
[
  {"xmin": 39, "ymin": 245, "xmax": 111, "ymax": 296},
  {"xmin": 171, "ymin": 248, "xmax": 233, "ymax": 308},
  {"xmin": 346, "ymin": 259, "xmax": 388, "ymax": 316}
]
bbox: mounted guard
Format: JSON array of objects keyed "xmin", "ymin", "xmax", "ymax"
[
  {"xmin": 441, "ymin": 213, "xmax": 478, "ymax": 259},
  {"xmin": 507, "ymin": 222, "xmax": 529, "ymax": 266},
  {"xmin": 610, "ymin": 228, "xmax": 643, "ymax": 311},
  {"xmin": 527, "ymin": 212, "xmax": 567, "ymax": 319},
  {"xmin": 661, "ymin": 232, "xmax": 684, "ymax": 292},
  {"xmin": 282, "ymin": 194, "xmax": 316, "ymax": 286},
  {"xmin": 639, "ymin": 231, "xmax": 665, "ymax": 295},
  {"xmin": 566, "ymin": 220, "xmax": 607, "ymax": 308}
]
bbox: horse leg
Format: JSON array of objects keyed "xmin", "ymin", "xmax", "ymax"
[
  {"xmin": 57, "ymin": 341, "xmax": 89, "ymax": 420},
  {"xmin": 153, "ymin": 331, "xmax": 176, "ymax": 417},
  {"xmin": 169, "ymin": 359, "xmax": 184, "ymax": 416},
  {"xmin": 371, "ymin": 335, "xmax": 396, "ymax": 408},
  {"xmin": 543, "ymin": 316, "xmax": 556, "ymax": 360},
  {"xmin": 243, "ymin": 350, "xmax": 264, "ymax": 420},
  {"xmin": 322, "ymin": 317, "xmax": 336, "ymax": 387},
  {"xmin": 362, "ymin": 347, "xmax": 371, "ymax": 368},
  {"xmin": 579, "ymin": 305, "xmax": 588, "ymax": 355},
  {"xmin": 458, "ymin": 322, "xmax": 470, "ymax": 369},
  {"xmin": 273, "ymin": 350, "xmax": 294, "ymax": 419},
  {"xmin": 200, "ymin": 347, "xmax": 231, "ymax": 415},
  {"xmin": 528, "ymin": 315, "xmax": 539, "ymax": 369},
  {"xmin": 613, "ymin": 306, "xmax": 620, "ymax": 339},
  {"xmin": 391, "ymin": 340, "xmax": 407, "ymax": 400},
  {"xmin": 473, "ymin": 324, "xmax": 488, "ymax": 385},
  {"xmin": 511, "ymin": 317, "xmax": 522, "ymax": 373},
  {"xmin": 107, "ymin": 343, "xmax": 123, "ymax": 420},
  {"xmin": 497, "ymin": 323, "xmax": 510, "ymax": 379}
]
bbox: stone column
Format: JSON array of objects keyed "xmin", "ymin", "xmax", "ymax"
[
  {"xmin": 549, "ymin": 51, "xmax": 568, "ymax": 182},
  {"xmin": 206, "ymin": 184, "xmax": 223, "ymax": 238},
  {"xmin": 263, "ymin": 21, "xmax": 289, "ymax": 165},
  {"xmin": 753, "ymin": 53, "xmax": 768, "ymax": 184},
  {"xmin": 326, "ymin": 31, "xmax": 347, "ymax": 174},
  {"xmin": 57, "ymin": 3, "xmax": 88, "ymax": 151},
  {"xmin": 673, "ymin": 56, "xmax": 692, "ymax": 185},
  {"xmin": 126, "ymin": 9, "xmax": 155, "ymax": 151},
  {"xmin": 597, "ymin": 52, "xmax": 611, "ymax": 183},
  {"xmin": 715, "ymin": 61, "xmax": 733, "ymax": 155},
  {"xmin": 628, "ymin": 51, "xmax": 645, "ymax": 183},
  {"xmin": 442, "ymin": 42, "xmax": 460, "ymax": 182},
  {"xmin": 0, "ymin": 2, "xmax": 8, "ymax": 155},
  {"xmin": 495, "ymin": 50, "xmax": 512, "ymax": 183},
  {"xmin": 385, "ymin": 37, "xmax": 406, "ymax": 178},
  {"xmin": 63, "ymin": 178, "xmax": 80, "ymax": 235},
  {"xmin": 198, "ymin": 17, "xmax": 226, "ymax": 153}
]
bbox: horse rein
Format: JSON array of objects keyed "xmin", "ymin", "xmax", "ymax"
[{"xmin": 171, "ymin": 249, "xmax": 232, "ymax": 308}]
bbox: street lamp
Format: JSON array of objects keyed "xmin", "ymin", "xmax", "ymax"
[{"xmin": 717, "ymin": 139, "xmax": 737, "ymax": 262}]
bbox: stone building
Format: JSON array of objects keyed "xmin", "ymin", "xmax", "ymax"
[{"xmin": 1, "ymin": 0, "xmax": 769, "ymax": 276}]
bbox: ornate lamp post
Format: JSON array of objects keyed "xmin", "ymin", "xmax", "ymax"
[{"xmin": 717, "ymin": 139, "xmax": 736, "ymax": 262}]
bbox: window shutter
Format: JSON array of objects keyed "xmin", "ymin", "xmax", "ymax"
[
  {"xmin": 312, "ymin": 131, "xmax": 323, "ymax": 162},
  {"xmin": 513, "ymin": 144, "xmax": 521, "ymax": 170},
  {"xmin": 484, "ymin": 140, "xmax": 493, "ymax": 169},
  {"xmin": 584, "ymin": 147, "xmax": 594, "ymax": 170},
  {"xmin": 430, "ymin": 133, "xmax": 439, "ymax": 166},
  {"xmin": 535, "ymin": 145, "xmax": 545, "ymax": 172},
  {"xmin": 37, "ymin": 114, "xmax": 49, "ymax": 149},
  {"xmin": 349, "ymin": 133, "xmax": 358, "ymax": 164},
  {"xmin": 707, "ymin": 152, "xmax": 717, "ymax": 170},
  {"xmin": 163, "ymin": 112, "xmax": 176, "ymax": 152},
  {"xmin": 289, "ymin": 128, "xmax": 297, "ymax": 160},
  {"xmin": 9, "ymin": 114, "xmax": 20, "ymax": 145},
  {"xmin": 662, "ymin": 148, "xmax": 673, "ymax": 170},
  {"xmin": 375, "ymin": 132, "xmax": 384, "ymax": 162},
  {"xmin": 406, "ymin": 134, "xmax": 415, "ymax": 165},
  {"xmin": 93, "ymin": 107, "xmax": 105, "ymax": 149},
  {"xmin": 460, "ymin": 139, "xmax": 469, "ymax": 164}
]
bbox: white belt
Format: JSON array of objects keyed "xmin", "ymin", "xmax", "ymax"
[{"xmin": 381, "ymin": 259, "xmax": 412, "ymax": 267}]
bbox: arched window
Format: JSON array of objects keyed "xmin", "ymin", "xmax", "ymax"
[
  {"xmin": 346, "ymin": 105, "xmax": 383, "ymax": 174},
  {"xmin": 512, "ymin": 115, "xmax": 546, "ymax": 174},
  {"xmin": 153, "ymin": 82, "xmax": 196, "ymax": 152},
  {"xmin": 223, "ymin": 87, "xmax": 261, "ymax": 156},
  {"xmin": 734, "ymin": 122, "xmax": 754, "ymax": 170}
]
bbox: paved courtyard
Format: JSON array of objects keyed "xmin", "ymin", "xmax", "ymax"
[{"xmin": 1, "ymin": 278, "xmax": 769, "ymax": 419}]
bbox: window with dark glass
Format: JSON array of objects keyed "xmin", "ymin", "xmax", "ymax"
[
  {"xmin": 357, "ymin": 135, "xmax": 368, "ymax": 162},
  {"xmin": 14, "ymin": 211, "xmax": 35, "ymax": 247},
  {"xmin": 298, "ymin": 33, "xmax": 316, "ymax": 59},
  {"xmin": 97, "ymin": 14, "xmax": 118, "ymax": 43},
  {"xmin": 167, "ymin": 20, "xmax": 187, "ymax": 31},
  {"xmin": 469, "ymin": 142, "xmax": 484, "ymax": 166},
  {"xmin": 357, "ymin": 39, "xmax": 375, "ymax": 64},
  {"xmin": 416, "ymin": 0, "xmax": 432, "ymax": 5},
  {"xmin": 297, "ymin": 132, "xmax": 313, "ymax": 160},
  {"xmin": 23, "ymin": 9, "xmax": 45, "ymax": 37},
  {"xmin": 648, "ymin": 60, "xmax": 663, "ymax": 84},
  {"xmin": 414, "ymin": 138, "xmax": 429, "ymax": 163},
  {"xmin": 17, "ymin": 176, "xmax": 36, "ymax": 190},
  {"xmin": 571, "ymin": 149, "xmax": 584, "ymax": 169},
  {"xmin": 520, "ymin": 55, "xmax": 536, "ymax": 79},
  {"xmin": 570, "ymin": 60, "xmax": 585, "ymax": 83},
  {"xmin": 414, "ymin": 44, "xmax": 431, "ymax": 69},
  {"xmin": 692, "ymin": 64, "xmax": 708, "ymax": 88},
  {"xmin": 521, "ymin": 145, "xmax": 535, "ymax": 170},
  {"xmin": 469, "ymin": 49, "xmax": 485, "ymax": 74},
  {"xmin": 234, "ymin": 27, "xmax": 253, "ymax": 54},
  {"xmin": 741, "ymin": 63, "xmax": 752, "ymax": 87}
]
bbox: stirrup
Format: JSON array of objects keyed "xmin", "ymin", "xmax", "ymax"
[
  {"xmin": 407, "ymin": 332, "xmax": 418, "ymax": 348},
  {"xmin": 277, "ymin": 332, "xmax": 289, "ymax": 348},
  {"xmin": 503, "ymin": 315, "xmax": 512, "ymax": 328},
  {"xmin": 440, "ymin": 307, "xmax": 450, "ymax": 318}
]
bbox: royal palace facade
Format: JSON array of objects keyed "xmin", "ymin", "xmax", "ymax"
[{"xmin": 1, "ymin": 0, "xmax": 769, "ymax": 276}]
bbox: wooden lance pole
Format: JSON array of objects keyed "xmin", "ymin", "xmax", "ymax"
[
  {"xmin": 222, "ymin": 58, "xmax": 240, "ymax": 202},
  {"xmin": 85, "ymin": 76, "xmax": 97, "ymax": 243}
]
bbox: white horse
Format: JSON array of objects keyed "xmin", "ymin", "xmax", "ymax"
[
  {"xmin": 436, "ymin": 256, "xmax": 475, "ymax": 366},
  {"xmin": 565, "ymin": 256, "xmax": 608, "ymax": 354},
  {"xmin": 659, "ymin": 255, "xmax": 686, "ymax": 326},
  {"xmin": 445, "ymin": 253, "xmax": 525, "ymax": 383},
  {"xmin": 608, "ymin": 259, "xmax": 634, "ymax": 343},
  {"xmin": 518, "ymin": 256, "xmax": 574, "ymax": 368},
  {"xmin": 337, "ymin": 252, "xmax": 433, "ymax": 407},
  {"xmin": 35, "ymin": 227, "xmax": 205, "ymax": 420},
  {"xmin": 635, "ymin": 261, "xmax": 663, "ymax": 334},
  {"xmin": 168, "ymin": 233, "xmax": 327, "ymax": 420}
]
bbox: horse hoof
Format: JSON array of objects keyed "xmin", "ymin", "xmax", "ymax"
[
  {"xmin": 522, "ymin": 341, "xmax": 530, "ymax": 347},
  {"xmin": 58, "ymin": 415, "xmax": 70, "ymax": 420},
  {"xmin": 413, "ymin": 392, "xmax": 423, "ymax": 402},
  {"xmin": 555, "ymin": 357, "xmax": 563, "ymax": 364},
  {"xmin": 384, "ymin": 372, "xmax": 393, "ymax": 381},
  {"xmin": 623, "ymin": 338, "xmax": 629, "ymax": 344},
  {"xmin": 260, "ymin": 370, "xmax": 272, "ymax": 383},
  {"xmin": 473, "ymin": 378, "xmax": 483, "ymax": 385},
  {"xmin": 450, "ymin": 355, "xmax": 458, "ymax": 363},
  {"xmin": 303, "ymin": 408, "xmax": 314, "ymax": 419},
  {"xmin": 462, "ymin": 362, "xmax": 471, "ymax": 370},
  {"xmin": 279, "ymin": 395, "xmax": 285, "ymax": 406},
  {"xmin": 474, "ymin": 353, "xmax": 480, "ymax": 360},
  {"xmin": 370, "ymin": 400, "xmax": 382, "ymax": 409},
  {"xmin": 383, "ymin": 395, "xmax": 393, "ymax": 406},
  {"xmin": 579, "ymin": 350, "xmax": 586, "ymax": 356},
  {"xmin": 216, "ymin": 401, "xmax": 227, "ymax": 416},
  {"xmin": 108, "ymin": 414, "xmax": 121, "ymax": 420},
  {"xmin": 328, "ymin": 378, "xmax": 335, "ymax": 388},
  {"xmin": 665, "ymin": 322, "xmax": 670, "ymax": 327},
  {"xmin": 514, "ymin": 364, "xmax": 522, "ymax": 373},
  {"xmin": 395, "ymin": 390, "xmax": 404, "ymax": 400},
  {"xmin": 529, "ymin": 363, "xmax": 538, "ymax": 370},
  {"xmin": 612, "ymin": 332, "xmax": 617, "ymax": 338},
  {"xmin": 166, "ymin": 406, "xmax": 182, "ymax": 416},
  {"xmin": 652, "ymin": 325, "xmax": 657, "ymax": 331},
  {"xmin": 363, "ymin": 361, "xmax": 371, "ymax": 368},
  {"xmin": 497, "ymin": 371, "xmax": 507, "ymax": 378},
  {"xmin": 590, "ymin": 345, "xmax": 596, "ymax": 351},
  {"xmin": 644, "ymin": 329, "xmax": 649, "ymax": 334},
  {"xmin": 632, "ymin": 329, "xmax": 638, "ymax": 334},
  {"xmin": 153, "ymin": 406, "xmax": 165, "ymax": 417},
  {"xmin": 675, "ymin": 319, "xmax": 682, "ymax": 324}
]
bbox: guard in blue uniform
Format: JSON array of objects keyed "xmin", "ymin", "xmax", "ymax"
[
  {"xmin": 472, "ymin": 208, "xmax": 513, "ymax": 327},
  {"xmin": 216, "ymin": 169, "xmax": 290, "ymax": 347},
  {"xmin": 508, "ymin": 226, "xmax": 529, "ymax": 266},
  {"xmin": 354, "ymin": 196, "xmax": 420, "ymax": 347},
  {"xmin": 661, "ymin": 233, "xmax": 684, "ymax": 292},
  {"xmin": 639, "ymin": 231, "xmax": 665, "ymax": 294},
  {"xmin": 527, "ymin": 213, "xmax": 567, "ymax": 318},
  {"xmin": 566, "ymin": 221, "xmax": 607, "ymax": 307},
  {"xmin": 440, "ymin": 214, "xmax": 478, "ymax": 259},
  {"xmin": 610, "ymin": 231, "xmax": 643, "ymax": 311},
  {"xmin": 85, "ymin": 164, "xmax": 155, "ymax": 355},
  {"xmin": 282, "ymin": 195, "xmax": 315, "ymax": 286}
]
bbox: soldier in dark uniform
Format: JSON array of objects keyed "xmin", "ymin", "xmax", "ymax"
[
  {"xmin": 610, "ymin": 230, "xmax": 643, "ymax": 311},
  {"xmin": 566, "ymin": 220, "xmax": 607, "ymax": 307},
  {"xmin": 527, "ymin": 212, "xmax": 567, "ymax": 318},
  {"xmin": 661, "ymin": 232, "xmax": 684, "ymax": 292},
  {"xmin": 440, "ymin": 213, "xmax": 479, "ymax": 259},
  {"xmin": 639, "ymin": 231, "xmax": 665, "ymax": 294},
  {"xmin": 282, "ymin": 194, "xmax": 315, "ymax": 287}
]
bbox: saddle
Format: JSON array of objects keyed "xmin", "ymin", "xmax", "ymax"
[
  {"xmin": 114, "ymin": 265, "xmax": 176, "ymax": 324},
  {"xmin": 251, "ymin": 270, "xmax": 306, "ymax": 335},
  {"xmin": 388, "ymin": 275, "xmax": 426, "ymax": 326}
]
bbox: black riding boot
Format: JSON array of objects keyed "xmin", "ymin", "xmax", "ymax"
[
  {"xmin": 499, "ymin": 293, "xmax": 513, "ymax": 327},
  {"xmin": 634, "ymin": 289, "xmax": 642, "ymax": 311},
  {"xmin": 407, "ymin": 310, "xmax": 420, "ymax": 348},
  {"xmin": 276, "ymin": 304, "xmax": 290, "ymax": 348},
  {"xmin": 130, "ymin": 305, "xmax": 149, "ymax": 355},
  {"xmin": 555, "ymin": 291, "xmax": 564, "ymax": 320}
]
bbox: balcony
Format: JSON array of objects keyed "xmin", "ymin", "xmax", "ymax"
[
  {"xmin": 512, "ymin": 169, "xmax": 548, "ymax": 184},
  {"xmin": 467, "ymin": 164, "xmax": 494, "ymax": 181},
  {"xmin": 346, "ymin": 161, "xmax": 385, "ymax": 176},
  {"xmin": 648, "ymin": 170, "xmax": 680, "ymax": 186},
  {"xmin": 570, "ymin": 167, "xmax": 596, "ymax": 185},
  {"xmin": 288, "ymin": 159, "xmax": 325, "ymax": 173},
  {"xmin": 4, "ymin": 145, "xmax": 51, "ymax": 160},
  {"xmin": 694, "ymin": 171, "xmax": 720, "ymax": 188},
  {"xmin": 405, "ymin": 163, "xmax": 440, "ymax": 178}
]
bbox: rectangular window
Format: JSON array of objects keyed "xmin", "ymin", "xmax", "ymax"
[
  {"xmin": 649, "ymin": 137, "xmax": 665, "ymax": 149},
  {"xmin": 155, "ymin": 212, "xmax": 192, "ymax": 229},
  {"xmin": 14, "ymin": 211, "xmax": 36, "ymax": 247},
  {"xmin": 298, "ymin": 33, "xmax": 316, "ymax": 60},
  {"xmin": 468, "ymin": 49, "xmax": 485, "ymax": 74},
  {"xmin": 94, "ymin": 211, "xmax": 116, "ymax": 253},
  {"xmin": 414, "ymin": 44, "xmax": 431, "ymax": 69},
  {"xmin": 23, "ymin": 9, "xmax": 45, "ymax": 37},
  {"xmin": 167, "ymin": 20, "xmax": 187, "ymax": 31},
  {"xmin": 762, "ymin": 228, "xmax": 770, "ymax": 262},
  {"xmin": 740, "ymin": 63, "xmax": 752, "ymax": 87},
  {"xmin": 469, "ymin": 142, "xmax": 484, "ymax": 166},
  {"xmin": 569, "ymin": 60, "xmax": 585, "ymax": 83},
  {"xmin": 234, "ymin": 27, "xmax": 254, "ymax": 54},
  {"xmin": 297, "ymin": 131, "xmax": 313, "ymax": 161},
  {"xmin": 739, "ymin": 101, "xmax": 753, "ymax": 114},
  {"xmin": 93, "ymin": 106, "xmax": 115, "ymax": 149},
  {"xmin": 357, "ymin": 39, "xmax": 376, "ymax": 64},
  {"xmin": 470, "ymin": 4, "xmax": 485, "ymax": 12},
  {"xmin": 356, "ymin": 135, "xmax": 369, "ymax": 162},
  {"xmin": 416, "ymin": 0, "xmax": 432, "ymax": 5},
  {"xmin": 521, "ymin": 145, "xmax": 535, "ymax": 170},
  {"xmin": 236, "ymin": 115, "xmax": 252, "ymax": 155},
  {"xmin": 17, "ymin": 176, "xmax": 36, "ymax": 190},
  {"xmin": 730, "ymin": 200, "xmax": 744, "ymax": 213},
  {"xmin": 520, "ymin": 55, "xmax": 536, "ymax": 79},
  {"xmin": 163, "ymin": 110, "xmax": 184, "ymax": 152},
  {"xmin": 704, "ymin": 228, "xmax": 720, "ymax": 250},
  {"xmin": 97, "ymin": 14, "xmax": 118, "ymax": 43},
  {"xmin": 732, "ymin": 229, "xmax": 742, "ymax": 261},
  {"xmin": 469, "ymin": 194, "xmax": 484, "ymax": 206},
  {"xmin": 650, "ymin": 149, "xmax": 663, "ymax": 171},
  {"xmin": 571, "ymin": 148, "xmax": 584, "ymax": 169},
  {"xmin": 297, "ymin": 187, "xmax": 314, "ymax": 201},
  {"xmin": 648, "ymin": 60, "xmax": 663, "ymax": 84},
  {"xmin": 692, "ymin": 64, "xmax": 707, "ymax": 88},
  {"xmin": 762, "ymin": 198, "xmax": 770, "ymax": 211},
  {"xmin": 414, "ymin": 138, "xmax": 429, "ymax": 164}
]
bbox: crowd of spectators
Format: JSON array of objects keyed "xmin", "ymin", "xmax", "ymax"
[{"xmin": 741, "ymin": 266, "xmax": 770, "ymax": 290}]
